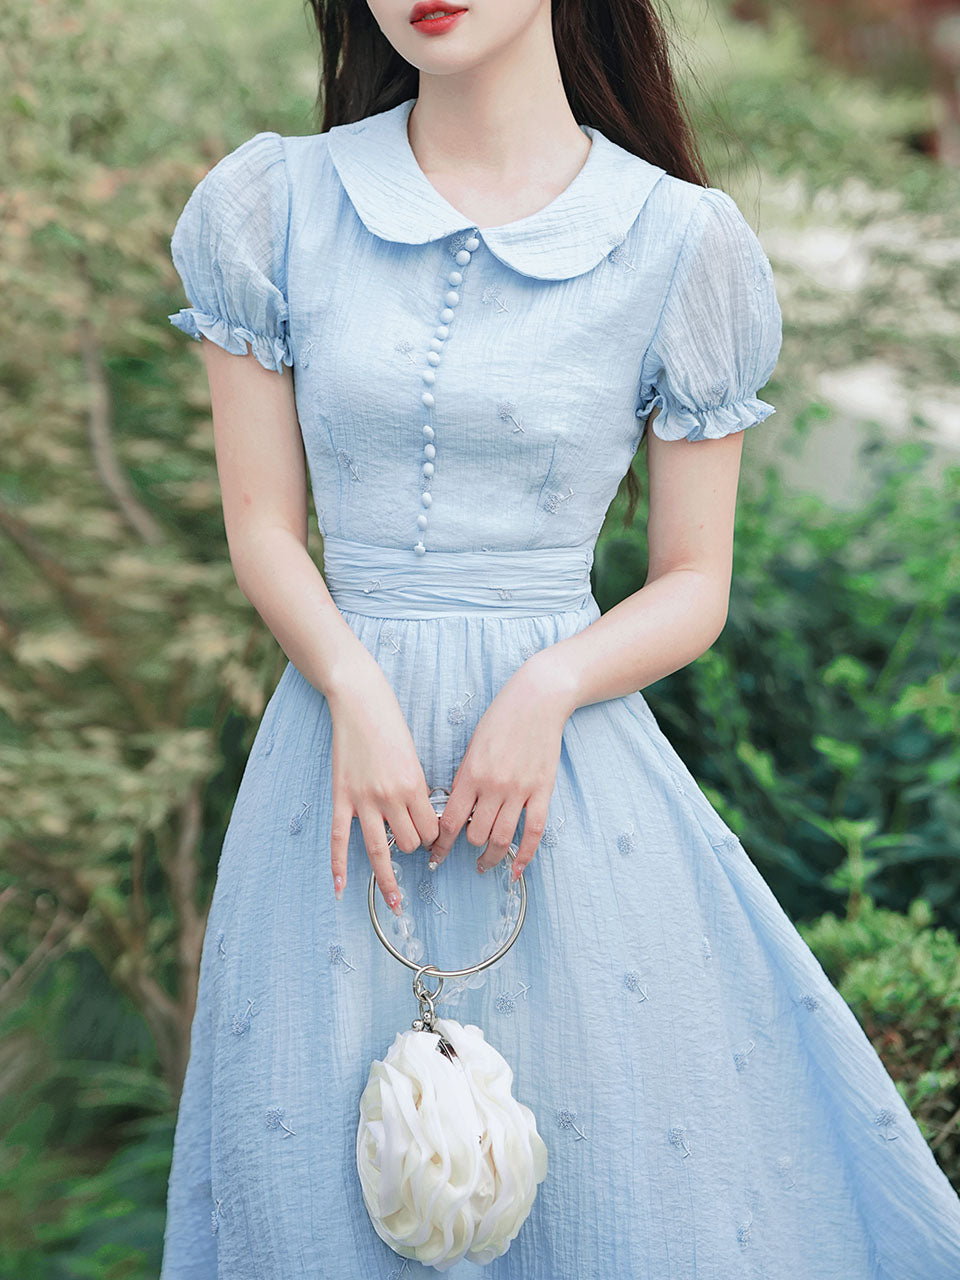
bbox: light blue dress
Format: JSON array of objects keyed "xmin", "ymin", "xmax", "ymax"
[{"xmin": 161, "ymin": 96, "xmax": 960, "ymax": 1278}]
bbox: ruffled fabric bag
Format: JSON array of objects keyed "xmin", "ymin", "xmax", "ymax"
[{"xmin": 356, "ymin": 787, "xmax": 548, "ymax": 1271}]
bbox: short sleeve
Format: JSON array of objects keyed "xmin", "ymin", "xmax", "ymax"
[
  {"xmin": 167, "ymin": 131, "xmax": 293, "ymax": 374},
  {"xmin": 636, "ymin": 187, "xmax": 783, "ymax": 441}
]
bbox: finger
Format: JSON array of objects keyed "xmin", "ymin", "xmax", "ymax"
[
  {"xmin": 464, "ymin": 787, "xmax": 503, "ymax": 849},
  {"xmin": 510, "ymin": 798, "xmax": 549, "ymax": 882},
  {"xmin": 408, "ymin": 787, "xmax": 441, "ymax": 852},
  {"xmin": 382, "ymin": 798, "xmax": 421, "ymax": 856},
  {"xmin": 357, "ymin": 805, "xmax": 403, "ymax": 916},
  {"xmin": 426, "ymin": 781, "xmax": 478, "ymax": 865},
  {"xmin": 477, "ymin": 798, "xmax": 524, "ymax": 873},
  {"xmin": 330, "ymin": 793, "xmax": 354, "ymax": 901}
]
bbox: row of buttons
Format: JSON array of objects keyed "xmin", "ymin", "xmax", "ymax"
[{"xmin": 413, "ymin": 229, "xmax": 481, "ymax": 554}]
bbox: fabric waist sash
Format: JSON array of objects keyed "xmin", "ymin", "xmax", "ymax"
[{"xmin": 321, "ymin": 536, "xmax": 596, "ymax": 618}]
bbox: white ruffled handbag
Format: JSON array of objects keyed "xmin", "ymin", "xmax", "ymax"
[{"xmin": 356, "ymin": 786, "xmax": 549, "ymax": 1272}]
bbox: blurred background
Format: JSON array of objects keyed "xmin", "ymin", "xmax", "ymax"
[{"xmin": 1, "ymin": 0, "xmax": 959, "ymax": 1272}]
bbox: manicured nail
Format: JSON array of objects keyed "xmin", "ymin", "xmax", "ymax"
[
  {"xmin": 388, "ymin": 890, "xmax": 402, "ymax": 915},
  {"xmin": 428, "ymin": 859, "xmax": 438, "ymax": 871},
  {"xmin": 476, "ymin": 859, "xmax": 486, "ymax": 874},
  {"xmin": 334, "ymin": 874, "xmax": 343, "ymax": 901}
]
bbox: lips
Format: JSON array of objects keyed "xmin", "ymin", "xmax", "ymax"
[{"xmin": 409, "ymin": 1, "xmax": 468, "ymax": 24}]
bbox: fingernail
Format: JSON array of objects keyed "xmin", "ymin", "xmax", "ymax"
[
  {"xmin": 476, "ymin": 860, "xmax": 486, "ymax": 875},
  {"xmin": 388, "ymin": 890, "xmax": 402, "ymax": 915},
  {"xmin": 334, "ymin": 874, "xmax": 343, "ymax": 901},
  {"xmin": 428, "ymin": 859, "xmax": 438, "ymax": 871}
]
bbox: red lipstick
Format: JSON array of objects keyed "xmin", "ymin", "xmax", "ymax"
[{"xmin": 409, "ymin": 1, "xmax": 468, "ymax": 35}]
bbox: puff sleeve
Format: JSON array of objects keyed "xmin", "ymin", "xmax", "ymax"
[
  {"xmin": 636, "ymin": 187, "xmax": 782, "ymax": 441},
  {"xmin": 167, "ymin": 131, "xmax": 293, "ymax": 374}
]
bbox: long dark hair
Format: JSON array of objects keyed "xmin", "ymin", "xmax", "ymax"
[{"xmin": 305, "ymin": 0, "xmax": 710, "ymax": 528}]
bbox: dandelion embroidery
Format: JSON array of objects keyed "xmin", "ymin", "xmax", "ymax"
[
  {"xmin": 540, "ymin": 816, "xmax": 566, "ymax": 849},
  {"xmin": 299, "ymin": 338, "xmax": 318, "ymax": 369},
  {"xmin": 519, "ymin": 642, "xmax": 538, "ymax": 663},
  {"xmin": 216, "ymin": 929, "xmax": 226, "ymax": 960},
  {"xmin": 754, "ymin": 258, "xmax": 772, "ymax": 292},
  {"xmin": 417, "ymin": 877, "xmax": 448, "ymax": 915},
  {"xmin": 737, "ymin": 1217, "xmax": 752, "ymax": 1247},
  {"xmin": 481, "ymin": 284, "xmax": 510, "ymax": 313},
  {"xmin": 362, "ymin": 577, "xmax": 383, "ymax": 594},
  {"xmin": 394, "ymin": 337, "xmax": 418, "ymax": 364},
  {"xmin": 798, "ymin": 993, "xmax": 821, "ymax": 1011},
  {"xmin": 775, "ymin": 1154, "xmax": 797, "ymax": 1188},
  {"xmin": 380, "ymin": 624, "xmax": 402, "ymax": 653},
  {"xmin": 556, "ymin": 1107, "xmax": 588, "ymax": 1140},
  {"xmin": 329, "ymin": 941, "xmax": 357, "ymax": 972},
  {"xmin": 494, "ymin": 585, "xmax": 514, "ymax": 600},
  {"xmin": 447, "ymin": 691, "xmax": 475, "ymax": 726},
  {"xmin": 607, "ymin": 233, "xmax": 636, "ymax": 270},
  {"xmin": 617, "ymin": 824, "xmax": 637, "ymax": 856},
  {"xmin": 265, "ymin": 1105, "xmax": 297, "ymax": 1138},
  {"xmin": 497, "ymin": 400, "xmax": 524, "ymax": 432},
  {"xmin": 210, "ymin": 1197, "xmax": 225, "ymax": 1235},
  {"xmin": 623, "ymin": 969, "xmax": 649, "ymax": 1000},
  {"xmin": 289, "ymin": 800, "xmax": 312, "ymax": 835},
  {"xmin": 231, "ymin": 998, "xmax": 257, "ymax": 1037},
  {"xmin": 874, "ymin": 1107, "xmax": 899, "ymax": 1140},
  {"xmin": 263, "ymin": 731, "xmax": 276, "ymax": 757},
  {"xmin": 733, "ymin": 1038, "xmax": 756, "ymax": 1072},
  {"xmin": 668, "ymin": 1125, "xmax": 690, "ymax": 1157},
  {"xmin": 449, "ymin": 231, "xmax": 472, "ymax": 255},
  {"xmin": 542, "ymin": 487, "xmax": 574, "ymax": 513},
  {"xmin": 701, "ymin": 934, "xmax": 712, "ymax": 961},
  {"xmin": 336, "ymin": 447, "xmax": 362, "ymax": 482},
  {"xmin": 495, "ymin": 980, "xmax": 530, "ymax": 1015}
]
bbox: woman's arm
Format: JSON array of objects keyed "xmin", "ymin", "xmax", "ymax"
[
  {"xmin": 425, "ymin": 422, "xmax": 745, "ymax": 875},
  {"xmin": 536, "ymin": 417, "xmax": 745, "ymax": 708},
  {"xmin": 199, "ymin": 342, "xmax": 440, "ymax": 909}
]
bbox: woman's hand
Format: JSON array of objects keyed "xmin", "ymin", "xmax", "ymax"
[
  {"xmin": 425, "ymin": 650, "xmax": 580, "ymax": 881},
  {"xmin": 327, "ymin": 652, "xmax": 440, "ymax": 913}
]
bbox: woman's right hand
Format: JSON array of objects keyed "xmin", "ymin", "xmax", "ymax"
[{"xmin": 327, "ymin": 653, "xmax": 440, "ymax": 914}]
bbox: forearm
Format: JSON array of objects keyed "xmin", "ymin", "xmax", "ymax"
[
  {"xmin": 230, "ymin": 525, "xmax": 375, "ymax": 702},
  {"xmin": 528, "ymin": 568, "xmax": 729, "ymax": 716}
]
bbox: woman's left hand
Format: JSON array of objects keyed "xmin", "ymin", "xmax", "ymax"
[{"xmin": 424, "ymin": 650, "xmax": 580, "ymax": 881}]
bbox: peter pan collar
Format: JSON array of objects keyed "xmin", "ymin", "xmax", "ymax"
[{"xmin": 325, "ymin": 97, "xmax": 667, "ymax": 281}]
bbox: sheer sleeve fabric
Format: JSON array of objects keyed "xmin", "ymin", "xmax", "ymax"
[
  {"xmin": 168, "ymin": 131, "xmax": 293, "ymax": 374},
  {"xmin": 637, "ymin": 187, "xmax": 783, "ymax": 441}
]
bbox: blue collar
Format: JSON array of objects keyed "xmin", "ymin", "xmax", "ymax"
[{"xmin": 325, "ymin": 98, "xmax": 667, "ymax": 281}]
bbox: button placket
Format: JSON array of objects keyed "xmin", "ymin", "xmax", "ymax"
[{"xmin": 413, "ymin": 230, "xmax": 480, "ymax": 555}]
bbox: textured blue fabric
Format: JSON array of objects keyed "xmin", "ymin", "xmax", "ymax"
[{"xmin": 161, "ymin": 98, "xmax": 960, "ymax": 1278}]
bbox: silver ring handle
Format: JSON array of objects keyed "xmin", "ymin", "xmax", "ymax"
[{"xmin": 367, "ymin": 784, "xmax": 528, "ymax": 980}]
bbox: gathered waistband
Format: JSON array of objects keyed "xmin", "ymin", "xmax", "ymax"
[{"xmin": 321, "ymin": 536, "xmax": 595, "ymax": 618}]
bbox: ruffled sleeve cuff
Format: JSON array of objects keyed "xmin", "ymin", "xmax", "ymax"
[
  {"xmin": 168, "ymin": 307, "xmax": 294, "ymax": 375},
  {"xmin": 637, "ymin": 388, "xmax": 777, "ymax": 442}
]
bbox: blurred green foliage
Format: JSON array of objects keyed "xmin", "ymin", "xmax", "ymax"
[{"xmin": 1, "ymin": 0, "xmax": 958, "ymax": 1271}]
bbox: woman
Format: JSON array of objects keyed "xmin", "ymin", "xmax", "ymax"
[{"xmin": 160, "ymin": 0, "xmax": 960, "ymax": 1275}]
